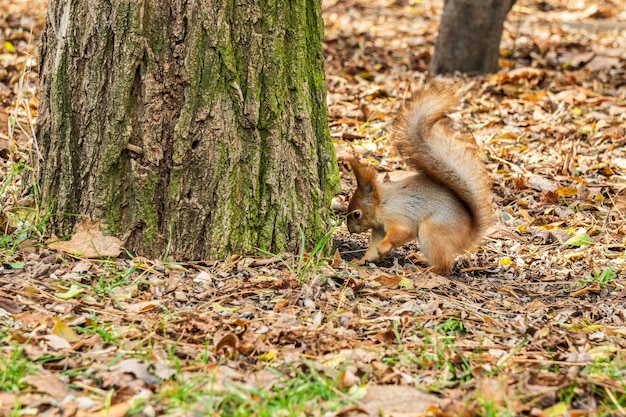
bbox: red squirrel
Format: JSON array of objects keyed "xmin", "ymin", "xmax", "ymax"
[{"xmin": 346, "ymin": 82, "xmax": 492, "ymax": 274}]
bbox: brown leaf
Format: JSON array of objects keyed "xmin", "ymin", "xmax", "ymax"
[
  {"xmin": 42, "ymin": 334, "xmax": 71, "ymax": 350},
  {"xmin": 332, "ymin": 248, "xmax": 343, "ymax": 268},
  {"xmin": 371, "ymin": 273, "xmax": 401, "ymax": 288},
  {"xmin": 47, "ymin": 218, "xmax": 122, "ymax": 258},
  {"xmin": 413, "ymin": 273, "xmax": 450, "ymax": 290},
  {"xmin": 215, "ymin": 332, "xmax": 239, "ymax": 354},
  {"xmin": 111, "ymin": 358, "xmax": 159, "ymax": 385},
  {"xmin": 119, "ymin": 300, "xmax": 161, "ymax": 313},
  {"xmin": 22, "ymin": 374, "xmax": 69, "ymax": 401},
  {"xmin": 0, "ymin": 136, "xmax": 9, "ymax": 151},
  {"xmin": 90, "ymin": 402, "xmax": 131, "ymax": 417},
  {"xmin": 338, "ymin": 368, "xmax": 359, "ymax": 389},
  {"xmin": 357, "ymin": 385, "xmax": 442, "ymax": 416},
  {"xmin": 0, "ymin": 296, "xmax": 21, "ymax": 313}
]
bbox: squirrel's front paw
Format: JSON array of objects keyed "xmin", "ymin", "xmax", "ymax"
[
  {"xmin": 355, "ymin": 257, "xmax": 368, "ymax": 265},
  {"xmin": 357, "ymin": 250, "xmax": 381, "ymax": 265}
]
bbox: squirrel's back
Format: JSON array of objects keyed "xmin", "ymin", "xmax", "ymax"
[{"xmin": 393, "ymin": 82, "xmax": 493, "ymax": 242}]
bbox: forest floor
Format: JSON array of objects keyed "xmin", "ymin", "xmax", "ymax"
[{"xmin": 1, "ymin": 0, "xmax": 626, "ymax": 416}]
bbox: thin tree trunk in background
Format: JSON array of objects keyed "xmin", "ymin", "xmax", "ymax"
[
  {"xmin": 429, "ymin": 0, "xmax": 517, "ymax": 75},
  {"xmin": 37, "ymin": 0, "xmax": 339, "ymax": 259}
]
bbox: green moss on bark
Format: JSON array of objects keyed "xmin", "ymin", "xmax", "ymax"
[{"xmin": 139, "ymin": 171, "xmax": 160, "ymax": 248}]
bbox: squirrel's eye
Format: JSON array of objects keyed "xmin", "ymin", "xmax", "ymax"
[{"xmin": 352, "ymin": 210, "xmax": 361, "ymax": 219}]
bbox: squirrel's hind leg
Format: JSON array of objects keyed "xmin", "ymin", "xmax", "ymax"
[
  {"xmin": 377, "ymin": 221, "xmax": 417, "ymax": 259},
  {"xmin": 417, "ymin": 218, "xmax": 463, "ymax": 275}
]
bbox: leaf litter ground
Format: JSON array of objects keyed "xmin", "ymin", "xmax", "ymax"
[{"xmin": 1, "ymin": 0, "xmax": 625, "ymax": 416}]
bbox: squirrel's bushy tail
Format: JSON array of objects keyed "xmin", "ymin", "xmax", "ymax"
[{"xmin": 393, "ymin": 81, "xmax": 493, "ymax": 240}]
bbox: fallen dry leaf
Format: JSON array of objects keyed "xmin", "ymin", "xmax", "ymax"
[
  {"xmin": 48, "ymin": 218, "xmax": 122, "ymax": 258},
  {"xmin": 22, "ymin": 374, "xmax": 70, "ymax": 401},
  {"xmin": 90, "ymin": 402, "xmax": 131, "ymax": 417},
  {"xmin": 111, "ymin": 358, "xmax": 160, "ymax": 385},
  {"xmin": 356, "ymin": 385, "xmax": 443, "ymax": 416}
]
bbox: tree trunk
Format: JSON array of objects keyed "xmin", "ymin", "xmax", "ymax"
[
  {"xmin": 429, "ymin": 0, "xmax": 516, "ymax": 75},
  {"xmin": 37, "ymin": 0, "xmax": 339, "ymax": 259}
]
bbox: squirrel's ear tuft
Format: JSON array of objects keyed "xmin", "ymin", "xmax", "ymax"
[{"xmin": 348, "ymin": 158, "xmax": 378, "ymax": 190}]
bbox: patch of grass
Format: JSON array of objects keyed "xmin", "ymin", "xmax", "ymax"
[
  {"xmin": 149, "ymin": 373, "xmax": 213, "ymax": 414},
  {"xmin": 435, "ymin": 317, "xmax": 466, "ymax": 337},
  {"xmin": 76, "ymin": 311, "xmax": 126, "ymax": 345},
  {"xmin": 0, "ymin": 161, "xmax": 51, "ymax": 267},
  {"xmin": 377, "ymin": 322, "xmax": 476, "ymax": 391},
  {"xmin": 90, "ymin": 262, "xmax": 142, "ymax": 305},
  {"xmin": 487, "ymin": 337, "xmax": 528, "ymax": 376},
  {"xmin": 550, "ymin": 352, "xmax": 626, "ymax": 416},
  {"xmin": 139, "ymin": 361, "xmax": 358, "ymax": 416},
  {"xmin": 596, "ymin": 390, "xmax": 626, "ymax": 417},
  {"xmin": 0, "ymin": 334, "xmax": 37, "ymax": 392},
  {"xmin": 54, "ymin": 260, "xmax": 151, "ymax": 308},
  {"xmin": 584, "ymin": 355, "xmax": 625, "ymax": 381},
  {"xmin": 290, "ymin": 220, "xmax": 341, "ymax": 283},
  {"xmin": 556, "ymin": 380, "xmax": 626, "ymax": 417},
  {"xmin": 558, "ymin": 382, "xmax": 578, "ymax": 409},
  {"xmin": 258, "ymin": 216, "xmax": 345, "ymax": 284},
  {"xmin": 474, "ymin": 392, "xmax": 516, "ymax": 417},
  {"xmin": 582, "ymin": 353, "xmax": 626, "ymax": 414},
  {"xmin": 1, "ymin": 44, "xmax": 46, "ymax": 267},
  {"xmin": 579, "ymin": 265, "xmax": 617, "ymax": 287},
  {"xmin": 63, "ymin": 367, "xmax": 103, "ymax": 390}
]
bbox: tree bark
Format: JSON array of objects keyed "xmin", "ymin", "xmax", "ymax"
[
  {"xmin": 37, "ymin": 0, "xmax": 339, "ymax": 259},
  {"xmin": 429, "ymin": 0, "xmax": 517, "ymax": 75}
]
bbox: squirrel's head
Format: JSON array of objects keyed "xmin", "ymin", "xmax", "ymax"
[{"xmin": 346, "ymin": 158, "xmax": 379, "ymax": 233}]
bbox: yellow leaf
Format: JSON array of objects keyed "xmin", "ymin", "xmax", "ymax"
[
  {"xmin": 211, "ymin": 302, "xmax": 239, "ymax": 312},
  {"xmin": 52, "ymin": 318, "xmax": 79, "ymax": 342},
  {"xmin": 498, "ymin": 257, "xmax": 512, "ymax": 266},
  {"xmin": 544, "ymin": 401, "xmax": 568, "ymax": 417},
  {"xmin": 563, "ymin": 251, "xmax": 585, "ymax": 260},
  {"xmin": 259, "ymin": 349, "xmax": 278, "ymax": 362},
  {"xmin": 518, "ymin": 208, "xmax": 533, "ymax": 223},
  {"xmin": 557, "ymin": 322, "xmax": 603, "ymax": 333},
  {"xmin": 581, "ymin": 124, "xmax": 595, "ymax": 134},
  {"xmin": 587, "ymin": 344, "xmax": 617, "ymax": 360},
  {"xmin": 500, "ymin": 130, "xmax": 518, "ymax": 139},
  {"xmin": 581, "ymin": 324, "xmax": 603, "ymax": 332},
  {"xmin": 537, "ymin": 222, "xmax": 564, "ymax": 230},
  {"xmin": 398, "ymin": 277, "xmax": 414, "ymax": 289},
  {"xmin": 600, "ymin": 166, "xmax": 614, "ymax": 176},
  {"xmin": 556, "ymin": 187, "xmax": 577, "ymax": 197},
  {"xmin": 3, "ymin": 41, "xmax": 15, "ymax": 53}
]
